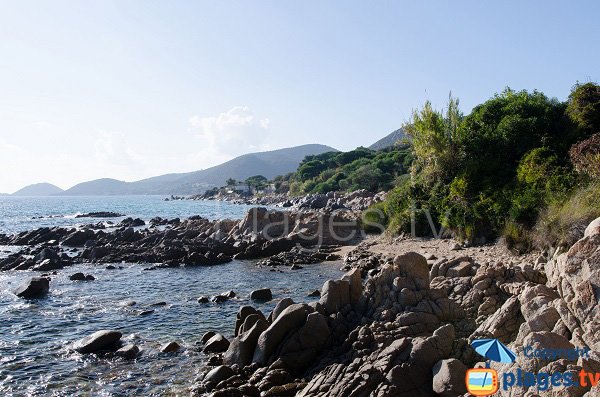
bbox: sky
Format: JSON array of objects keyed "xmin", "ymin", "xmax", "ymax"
[{"xmin": 1, "ymin": 1, "xmax": 599, "ymax": 193}]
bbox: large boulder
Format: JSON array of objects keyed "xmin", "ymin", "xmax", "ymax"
[
  {"xmin": 432, "ymin": 358, "xmax": 468, "ymax": 397},
  {"xmin": 545, "ymin": 224, "xmax": 600, "ymax": 350},
  {"xmin": 73, "ymin": 330, "xmax": 122, "ymax": 353},
  {"xmin": 393, "ymin": 252, "xmax": 430, "ymax": 290},
  {"xmin": 271, "ymin": 298, "xmax": 294, "ymax": 322},
  {"xmin": 203, "ymin": 333, "xmax": 230, "ymax": 353},
  {"xmin": 319, "ymin": 279, "xmax": 350, "ymax": 315},
  {"xmin": 224, "ymin": 317, "xmax": 269, "ymax": 366},
  {"xmin": 253, "ymin": 304, "xmax": 310, "ymax": 365},
  {"xmin": 32, "ymin": 258, "xmax": 62, "ymax": 271},
  {"xmin": 278, "ymin": 312, "xmax": 331, "ymax": 372},
  {"xmin": 341, "ymin": 268, "xmax": 362, "ymax": 305},
  {"xmin": 13, "ymin": 277, "xmax": 50, "ymax": 299},
  {"xmin": 584, "ymin": 217, "xmax": 600, "ymax": 238}
]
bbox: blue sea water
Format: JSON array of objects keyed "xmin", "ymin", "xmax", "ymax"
[
  {"xmin": 0, "ymin": 195, "xmax": 256, "ymax": 234},
  {"xmin": 0, "ymin": 196, "xmax": 343, "ymax": 396}
]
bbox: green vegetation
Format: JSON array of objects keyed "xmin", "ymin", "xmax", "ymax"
[
  {"xmin": 372, "ymin": 82, "xmax": 600, "ymax": 249},
  {"xmin": 285, "ymin": 146, "xmax": 413, "ymax": 195}
]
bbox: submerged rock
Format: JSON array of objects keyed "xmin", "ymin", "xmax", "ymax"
[
  {"xmin": 116, "ymin": 344, "xmax": 139, "ymax": 359},
  {"xmin": 13, "ymin": 277, "xmax": 50, "ymax": 299},
  {"xmin": 160, "ymin": 341, "xmax": 180, "ymax": 353},
  {"xmin": 73, "ymin": 330, "xmax": 122, "ymax": 353}
]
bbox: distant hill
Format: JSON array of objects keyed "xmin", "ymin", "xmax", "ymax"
[
  {"xmin": 369, "ymin": 128, "xmax": 407, "ymax": 150},
  {"xmin": 60, "ymin": 144, "xmax": 337, "ymax": 195},
  {"xmin": 12, "ymin": 183, "xmax": 64, "ymax": 196}
]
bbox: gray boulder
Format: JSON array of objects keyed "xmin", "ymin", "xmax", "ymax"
[
  {"xmin": 160, "ymin": 341, "xmax": 180, "ymax": 353},
  {"xmin": 250, "ymin": 288, "xmax": 272, "ymax": 301},
  {"xmin": 14, "ymin": 277, "xmax": 50, "ymax": 299},
  {"xmin": 432, "ymin": 358, "xmax": 468, "ymax": 397},
  {"xmin": 116, "ymin": 344, "xmax": 139, "ymax": 359},
  {"xmin": 73, "ymin": 330, "xmax": 122, "ymax": 353},
  {"xmin": 252, "ymin": 304, "xmax": 310, "ymax": 365},
  {"xmin": 319, "ymin": 279, "xmax": 350, "ymax": 315},
  {"xmin": 203, "ymin": 333, "xmax": 230, "ymax": 353},
  {"xmin": 224, "ymin": 317, "xmax": 269, "ymax": 366},
  {"xmin": 278, "ymin": 312, "xmax": 331, "ymax": 371}
]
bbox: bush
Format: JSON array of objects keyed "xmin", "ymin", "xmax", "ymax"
[
  {"xmin": 533, "ymin": 182, "xmax": 600, "ymax": 248},
  {"xmin": 566, "ymin": 82, "xmax": 600, "ymax": 133},
  {"xmin": 361, "ymin": 202, "xmax": 388, "ymax": 234},
  {"xmin": 502, "ymin": 220, "xmax": 533, "ymax": 254},
  {"xmin": 569, "ymin": 133, "xmax": 600, "ymax": 178}
]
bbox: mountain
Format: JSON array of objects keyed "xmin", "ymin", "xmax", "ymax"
[
  {"xmin": 369, "ymin": 128, "xmax": 407, "ymax": 150},
  {"xmin": 60, "ymin": 144, "xmax": 337, "ymax": 195},
  {"xmin": 12, "ymin": 183, "xmax": 64, "ymax": 196}
]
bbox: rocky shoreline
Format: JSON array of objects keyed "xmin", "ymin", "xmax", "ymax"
[
  {"xmin": 192, "ymin": 189, "xmax": 386, "ymax": 213},
  {"xmin": 184, "ymin": 218, "xmax": 600, "ymax": 397},
  {"xmin": 4, "ymin": 203, "xmax": 600, "ymax": 396}
]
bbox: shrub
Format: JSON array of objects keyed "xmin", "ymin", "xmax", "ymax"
[
  {"xmin": 361, "ymin": 202, "xmax": 388, "ymax": 234},
  {"xmin": 566, "ymin": 82, "xmax": 600, "ymax": 133},
  {"xmin": 533, "ymin": 182, "xmax": 600, "ymax": 248},
  {"xmin": 502, "ymin": 220, "xmax": 533, "ymax": 254},
  {"xmin": 569, "ymin": 133, "xmax": 600, "ymax": 178}
]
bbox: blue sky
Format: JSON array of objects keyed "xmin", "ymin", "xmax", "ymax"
[{"xmin": 1, "ymin": 0, "xmax": 598, "ymax": 192}]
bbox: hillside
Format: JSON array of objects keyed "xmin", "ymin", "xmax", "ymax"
[
  {"xmin": 12, "ymin": 183, "xmax": 64, "ymax": 196},
  {"xmin": 59, "ymin": 144, "xmax": 337, "ymax": 195},
  {"xmin": 368, "ymin": 128, "xmax": 407, "ymax": 150}
]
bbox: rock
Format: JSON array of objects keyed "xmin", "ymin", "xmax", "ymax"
[
  {"xmin": 105, "ymin": 265, "xmax": 116, "ymax": 270},
  {"xmin": 197, "ymin": 296, "xmax": 209, "ymax": 303},
  {"xmin": 35, "ymin": 247, "xmax": 60, "ymax": 262},
  {"xmin": 319, "ymin": 279, "xmax": 350, "ymax": 315},
  {"xmin": 212, "ymin": 295, "xmax": 229, "ymax": 303},
  {"xmin": 271, "ymin": 298, "xmax": 294, "ymax": 322},
  {"xmin": 116, "ymin": 344, "xmax": 139, "ymax": 359},
  {"xmin": 73, "ymin": 330, "xmax": 122, "ymax": 353},
  {"xmin": 432, "ymin": 358, "xmax": 468, "ymax": 397},
  {"xmin": 160, "ymin": 341, "xmax": 180, "ymax": 353},
  {"xmin": 13, "ymin": 277, "xmax": 50, "ymax": 299},
  {"xmin": 307, "ymin": 289, "xmax": 320, "ymax": 297},
  {"xmin": 253, "ymin": 304, "xmax": 310, "ymax": 365},
  {"xmin": 203, "ymin": 334, "xmax": 230, "ymax": 353},
  {"xmin": 250, "ymin": 288, "xmax": 273, "ymax": 301},
  {"xmin": 62, "ymin": 229, "xmax": 95, "ymax": 246},
  {"xmin": 393, "ymin": 252, "xmax": 430, "ymax": 290},
  {"xmin": 32, "ymin": 258, "xmax": 62, "ymax": 271},
  {"xmin": 584, "ymin": 217, "xmax": 600, "ymax": 237},
  {"xmin": 203, "ymin": 365, "xmax": 235, "ymax": 385},
  {"xmin": 341, "ymin": 268, "xmax": 362, "ymax": 305},
  {"xmin": 69, "ymin": 273, "xmax": 86, "ymax": 281},
  {"xmin": 278, "ymin": 312, "xmax": 331, "ymax": 371},
  {"xmin": 545, "ymin": 231, "xmax": 600, "ymax": 350},
  {"xmin": 224, "ymin": 317, "xmax": 269, "ymax": 366},
  {"xmin": 201, "ymin": 331, "xmax": 217, "ymax": 345},
  {"xmin": 85, "ymin": 274, "xmax": 95, "ymax": 281},
  {"xmin": 139, "ymin": 309, "xmax": 154, "ymax": 316}
]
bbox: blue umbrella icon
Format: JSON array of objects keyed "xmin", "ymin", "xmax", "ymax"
[{"xmin": 471, "ymin": 338, "xmax": 516, "ymax": 364}]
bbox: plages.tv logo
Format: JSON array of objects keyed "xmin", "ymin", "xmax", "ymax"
[{"xmin": 466, "ymin": 338, "xmax": 516, "ymax": 396}]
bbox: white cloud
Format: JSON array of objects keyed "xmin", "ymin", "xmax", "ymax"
[{"xmin": 189, "ymin": 106, "xmax": 271, "ymax": 157}]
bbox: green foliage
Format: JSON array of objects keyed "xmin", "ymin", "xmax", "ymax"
[
  {"xmin": 380, "ymin": 87, "xmax": 589, "ymax": 248},
  {"xmin": 289, "ymin": 146, "xmax": 412, "ymax": 195},
  {"xmin": 362, "ymin": 202, "xmax": 388, "ymax": 234},
  {"xmin": 566, "ymin": 82, "xmax": 600, "ymax": 133},
  {"xmin": 245, "ymin": 175, "xmax": 268, "ymax": 190},
  {"xmin": 534, "ymin": 182, "xmax": 600, "ymax": 248},
  {"xmin": 569, "ymin": 133, "xmax": 600, "ymax": 179}
]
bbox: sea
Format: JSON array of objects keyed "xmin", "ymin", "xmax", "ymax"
[{"xmin": 0, "ymin": 196, "xmax": 343, "ymax": 396}]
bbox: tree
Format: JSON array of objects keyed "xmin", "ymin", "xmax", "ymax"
[
  {"xmin": 567, "ymin": 82, "xmax": 600, "ymax": 133},
  {"xmin": 225, "ymin": 178, "xmax": 237, "ymax": 187},
  {"xmin": 245, "ymin": 175, "xmax": 268, "ymax": 191},
  {"xmin": 404, "ymin": 95, "xmax": 463, "ymax": 187}
]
